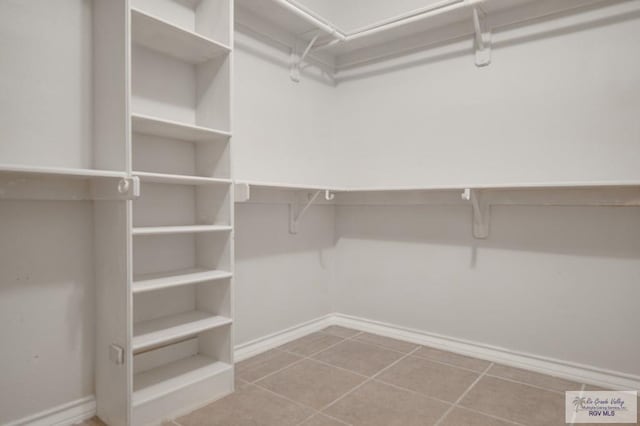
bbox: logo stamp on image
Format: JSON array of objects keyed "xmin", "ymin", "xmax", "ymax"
[{"xmin": 566, "ymin": 390, "xmax": 637, "ymax": 423}]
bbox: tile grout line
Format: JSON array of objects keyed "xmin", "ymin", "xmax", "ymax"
[
  {"xmin": 244, "ymin": 332, "xmax": 361, "ymax": 385},
  {"xmin": 433, "ymin": 362, "xmax": 494, "ymax": 426},
  {"xmin": 483, "ymin": 373, "xmax": 581, "ymax": 395},
  {"xmin": 316, "ymin": 346, "xmax": 424, "ymax": 417},
  {"xmin": 370, "ymin": 376, "xmax": 524, "ymax": 426}
]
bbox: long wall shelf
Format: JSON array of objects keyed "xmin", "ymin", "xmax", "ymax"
[
  {"xmin": 235, "ymin": 180, "xmax": 640, "ymax": 238},
  {"xmin": 0, "ymin": 164, "xmax": 139, "ymax": 200}
]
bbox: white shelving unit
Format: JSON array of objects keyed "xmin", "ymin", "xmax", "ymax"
[{"xmin": 91, "ymin": 0, "xmax": 236, "ymax": 424}]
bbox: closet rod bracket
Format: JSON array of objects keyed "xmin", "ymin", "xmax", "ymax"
[
  {"xmin": 462, "ymin": 188, "xmax": 490, "ymax": 239},
  {"xmin": 290, "ymin": 33, "xmax": 321, "ymax": 82},
  {"xmin": 473, "ymin": 6, "xmax": 491, "ymax": 67}
]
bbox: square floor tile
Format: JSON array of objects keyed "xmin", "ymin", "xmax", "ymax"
[
  {"xmin": 321, "ymin": 325, "xmax": 361, "ymax": 338},
  {"xmin": 300, "ymin": 413, "xmax": 350, "ymax": 426},
  {"xmin": 279, "ymin": 333, "xmax": 344, "ymax": 357},
  {"xmin": 439, "ymin": 407, "xmax": 515, "ymax": 426},
  {"xmin": 487, "ymin": 364, "xmax": 581, "ymax": 393},
  {"xmin": 324, "ymin": 380, "xmax": 450, "ymax": 426},
  {"xmin": 236, "ymin": 349, "xmax": 301, "ymax": 383},
  {"xmin": 177, "ymin": 385, "xmax": 314, "ymax": 426},
  {"xmin": 312, "ymin": 340, "xmax": 404, "ymax": 376},
  {"xmin": 413, "ymin": 346, "xmax": 491, "ymax": 372},
  {"xmin": 377, "ymin": 355, "xmax": 479, "ymax": 402},
  {"xmin": 460, "ymin": 376, "xmax": 566, "ymax": 425},
  {"xmin": 256, "ymin": 359, "xmax": 366, "ymax": 409},
  {"xmin": 353, "ymin": 332, "xmax": 419, "ymax": 353}
]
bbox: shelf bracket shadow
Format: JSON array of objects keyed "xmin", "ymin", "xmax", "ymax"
[
  {"xmin": 462, "ymin": 188, "xmax": 490, "ymax": 239},
  {"xmin": 289, "ymin": 190, "xmax": 322, "ymax": 234},
  {"xmin": 473, "ymin": 6, "xmax": 491, "ymax": 67}
]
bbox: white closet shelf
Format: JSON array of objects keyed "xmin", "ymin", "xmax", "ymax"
[
  {"xmin": 0, "ymin": 163, "xmax": 128, "ymax": 180},
  {"xmin": 132, "ymin": 113, "xmax": 231, "ymax": 143},
  {"xmin": 131, "ymin": 8, "xmax": 231, "ymax": 64},
  {"xmin": 135, "ymin": 171, "xmax": 231, "ymax": 186},
  {"xmin": 133, "ymin": 268, "xmax": 233, "ymax": 294},
  {"xmin": 235, "ymin": 180, "xmax": 640, "ymax": 194},
  {"xmin": 133, "ymin": 355, "xmax": 232, "ymax": 406},
  {"xmin": 133, "ymin": 311, "xmax": 232, "ymax": 352},
  {"xmin": 132, "ymin": 225, "xmax": 232, "ymax": 236},
  {"xmin": 0, "ymin": 164, "xmax": 139, "ymax": 200}
]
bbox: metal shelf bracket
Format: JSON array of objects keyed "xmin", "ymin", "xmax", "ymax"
[
  {"xmin": 290, "ymin": 33, "xmax": 321, "ymax": 82},
  {"xmin": 289, "ymin": 190, "xmax": 321, "ymax": 234},
  {"xmin": 462, "ymin": 188, "xmax": 490, "ymax": 239},
  {"xmin": 473, "ymin": 7, "xmax": 491, "ymax": 67}
]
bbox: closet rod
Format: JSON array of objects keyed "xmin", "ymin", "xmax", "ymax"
[
  {"xmin": 276, "ymin": 0, "xmax": 478, "ymax": 50},
  {"xmin": 272, "ymin": 0, "xmax": 346, "ymax": 40}
]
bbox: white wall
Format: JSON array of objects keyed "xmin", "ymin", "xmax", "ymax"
[
  {"xmin": 0, "ymin": 0, "xmax": 92, "ymax": 169},
  {"xmin": 332, "ymin": 204, "xmax": 640, "ymax": 375},
  {"xmin": 233, "ymin": 33, "xmax": 340, "ymax": 187},
  {"xmin": 234, "ymin": 203, "xmax": 335, "ymax": 345},
  {"xmin": 0, "ymin": 201, "xmax": 95, "ymax": 424},
  {"xmin": 326, "ymin": 1, "xmax": 640, "ymax": 378},
  {"xmin": 332, "ymin": 1, "xmax": 640, "ymax": 187}
]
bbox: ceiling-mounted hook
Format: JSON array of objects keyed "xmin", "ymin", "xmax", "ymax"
[
  {"xmin": 325, "ymin": 190, "xmax": 335, "ymax": 201},
  {"xmin": 472, "ymin": 7, "xmax": 491, "ymax": 67}
]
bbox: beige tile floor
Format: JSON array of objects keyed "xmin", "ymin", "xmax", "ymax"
[{"xmin": 78, "ymin": 326, "xmax": 639, "ymax": 426}]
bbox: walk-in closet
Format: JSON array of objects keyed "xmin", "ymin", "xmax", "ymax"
[{"xmin": 1, "ymin": 0, "xmax": 639, "ymax": 425}]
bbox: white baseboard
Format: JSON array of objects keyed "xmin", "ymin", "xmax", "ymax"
[
  {"xmin": 332, "ymin": 313, "xmax": 640, "ymax": 391},
  {"xmin": 12, "ymin": 312, "xmax": 638, "ymax": 426},
  {"xmin": 234, "ymin": 314, "xmax": 334, "ymax": 362},
  {"xmin": 6, "ymin": 396, "xmax": 96, "ymax": 426}
]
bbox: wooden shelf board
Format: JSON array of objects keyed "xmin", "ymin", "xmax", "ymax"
[
  {"xmin": 133, "ymin": 311, "xmax": 232, "ymax": 352},
  {"xmin": 132, "ymin": 225, "xmax": 232, "ymax": 236},
  {"xmin": 135, "ymin": 171, "xmax": 231, "ymax": 186},
  {"xmin": 131, "ymin": 8, "xmax": 231, "ymax": 64},
  {"xmin": 131, "ymin": 113, "xmax": 230, "ymax": 143},
  {"xmin": 133, "ymin": 268, "xmax": 232, "ymax": 294},
  {"xmin": 133, "ymin": 355, "xmax": 231, "ymax": 406},
  {"xmin": 235, "ymin": 180, "xmax": 640, "ymax": 194},
  {"xmin": 0, "ymin": 163, "xmax": 127, "ymax": 180}
]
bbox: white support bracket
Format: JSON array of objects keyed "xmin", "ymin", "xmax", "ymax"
[
  {"xmin": 472, "ymin": 7, "xmax": 491, "ymax": 67},
  {"xmin": 289, "ymin": 190, "xmax": 321, "ymax": 234},
  {"xmin": 290, "ymin": 33, "xmax": 321, "ymax": 83},
  {"xmin": 462, "ymin": 188, "xmax": 491, "ymax": 239}
]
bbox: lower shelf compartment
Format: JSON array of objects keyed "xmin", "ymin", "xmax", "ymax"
[
  {"xmin": 133, "ymin": 354, "xmax": 231, "ymax": 406},
  {"xmin": 132, "ymin": 333, "xmax": 234, "ymax": 425}
]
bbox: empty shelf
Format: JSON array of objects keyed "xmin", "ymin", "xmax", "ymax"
[
  {"xmin": 133, "ymin": 311, "xmax": 232, "ymax": 352},
  {"xmin": 133, "ymin": 355, "xmax": 231, "ymax": 406},
  {"xmin": 133, "ymin": 268, "xmax": 233, "ymax": 293},
  {"xmin": 131, "ymin": 113, "xmax": 230, "ymax": 143},
  {"xmin": 131, "ymin": 8, "xmax": 230, "ymax": 64},
  {"xmin": 135, "ymin": 171, "xmax": 231, "ymax": 186},
  {"xmin": 132, "ymin": 225, "xmax": 232, "ymax": 236},
  {"xmin": 0, "ymin": 163, "xmax": 128, "ymax": 180}
]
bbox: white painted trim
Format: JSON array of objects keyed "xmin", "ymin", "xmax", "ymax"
[
  {"xmin": 234, "ymin": 314, "xmax": 333, "ymax": 362},
  {"xmin": 332, "ymin": 313, "xmax": 640, "ymax": 391},
  {"xmin": 6, "ymin": 396, "xmax": 96, "ymax": 426},
  {"xmin": 12, "ymin": 312, "xmax": 639, "ymax": 426}
]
